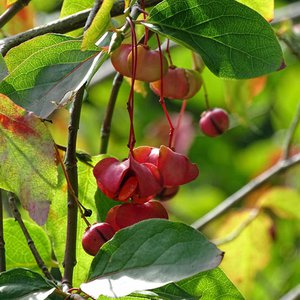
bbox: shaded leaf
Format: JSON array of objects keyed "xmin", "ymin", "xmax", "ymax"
[
  {"xmin": 3, "ymin": 218, "xmax": 53, "ymax": 271},
  {"xmin": 0, "ymin": 34, "xmax": 99, "ymax": 119},
  {"xmin": 0, "ymin": 94, "xmax": 57, "ymax": 225},
  {"xmin": 82, "ymin": 0, "xmax": 115, "ymax": 50},
  {"xmin": 0, "ymin": 268, "xmax": 55, "ymax": 300},
  {"xmin": 144, "ymin": 0, "xmax": 283, "ymax": 79},
  {"xmin": 81, "ymin": 219, "xmax": 223, "ymax": 298},
  {"xmin": 46, "ymin": 155, "xmax": 105, "ymax": 286},
  {"xmin": 213, "ymin": 210, "xmax": 272, "ymax": 297},
  {"xmin": 60, "ymin": 0, "xmax": 94, "ymax": 36},
  {"xmin": 258, "ymin": 187, "xmax": 300, "ymax": 219},
  {"xmin": 238, "ymin": 0, "xmax": 274, "ymax": 21}
]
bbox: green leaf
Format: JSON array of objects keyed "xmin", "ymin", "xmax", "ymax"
[
  {"xmin": 175, "ymin": 268, "xmax": 244, "ymax": 299},
  {"xmin": 3, "ymin": 219, "xmax": 53, "ymax": 271},
  {"xmin": 0, "ymin": 94, "xmax": 57, "ymax": 225},
  {"xmin": 82, "ymin": 0, "xmax": 115, "ymax": 50},
  {"xmin": 46, "ymin": 155, "xmax": 105, "ymax": 286},
  {"xmin": 81, "ymin": 219, "xmax": 223, "ymax": 298},
  {"xmin": 0, "ymin": 34, "xmax": 99, "ymax": 119},
  {"xmin": 213, "ymin": 210, "xmax": 272, "ymax": 297},
  {"xmin": 0, "ymin": 54, "xmax": 8, "ymax": 81},
  {"xmin": 144, "ymin": 0, "xmax": 283, "ymax": 79},
  {"xmin": 0, "ymin": 268, "xmax": 55, "ymax": 300},
  {"xmin": 60, "ymin": 0, "xmax": 94, "ymax": 36},
  {"xmin": 258, "ymin": 187, "xmax": 300, "ymax": 220}
]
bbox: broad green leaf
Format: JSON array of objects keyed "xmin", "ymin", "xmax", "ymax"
[
  {"xmin": 0, "ymin": 34, "xmax": 99, "ymax": 119},
  {"xmin": 0, "ymin": 94, "xmax": 57, "ymax": 225},
  {"xmin": 82, "ymin": 0, "xmax": 115, "ymax": 50},
  {"xmin": 258, "ymin": 187, "xmax": 300, "ymax": 219},
  {"xmin": 174, "ymin": 268, "xmax": 244, "ymax": 299},
  {"xmin": 0, "ymin": 268, "xmax": 55, "ymax": 300},
  {"xmin": 60, "ymin": 0, "xmax": 94, "ymax": 36},
  {"xmin": 0, "ymin": 54, "xmax": 8, "ymax": 80},
  {"xmin": 238, "ymin": 0, "xmax": 273, "ymax": 21},
  {"xmin": 31, "ymin": 0, "xmax": 63, "ymax": 13},
  {"xmin": 81, "ymin": 219, "xmax": 223, "ymax": 298},
  {"xmin": 144, "ymin": 0, "xmax": 283, "ymax": 79},
  {"xmin": 4, "ymin": 218, "xmax": 53, "ymax": 270},
  {"xmin": 46, "ymin": 155, "xmax": 105, "ymax": 286},
  {"xmin": 213, "ymin": 210, "xmax": 272, "ymax": 297}
]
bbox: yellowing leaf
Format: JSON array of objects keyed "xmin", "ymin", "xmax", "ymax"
[
  {"xmin": 81, "ymin": 0, "xmax": 115, "ymax": 50},
  {"xmin": 0, "ymin": 94, "xmax": 57, "ymax": 225},
  {"xmin": 258, "ymin": 187, "xmax": 300, "ymax": 220},
  {"xmin": 213, "ymin": 209, "xmax": 273, "ymax": 297},
  {"xmin": 237, "ymin": 0, "xmax": 274, "ymax": 21}
]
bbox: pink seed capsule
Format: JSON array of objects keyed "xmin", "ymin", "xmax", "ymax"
[
  {"xmin": 199, "ymin": 108, "xmax": 229, "ymax": 137},
  {"xmin": 82, "ymin": 222, "xmax": 115, "ymax": 256}
]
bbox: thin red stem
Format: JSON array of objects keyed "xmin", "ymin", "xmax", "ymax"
[
  {"xmin": 166, "ymin": 39, "xmax": 174, "ymax": 66},
  {"xmin": 156, "ymin": 34, "xmax": 174, "ymax": 148},
  {"xmin": 127, "ymin": 17, "xmax": 138, "ymax": 152},
  {"xmin": 172, "ymin": 99, "xmax": 187, "ymax": 150}
]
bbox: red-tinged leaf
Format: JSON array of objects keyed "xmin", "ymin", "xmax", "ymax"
[{"xmin": 0, "ymin": 94, "xmax": 57, "ymax": 225}]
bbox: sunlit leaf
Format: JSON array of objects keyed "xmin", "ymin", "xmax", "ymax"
[
  {"xmin": 60, "ymin": 0, "xmax": 94, "ymax": 36},
  {"xmin": 46, "ymin": 155, "xmax": 105, "ymax": 286},
  {"xmin": 213, "ymin": 210, "xmax": 273, "ymax": 297},
  {"xmin": 0, "ymin": 268, "xmax": 55, "ymax": 300},
  {"xmin": 144, "ymin": 0, "xmax": 283, "ymax": 79},
  {"xmin": 82, "ymin": 0, "xmax": 115, "ymax": 50},
  {"xmin": 4, "ymin": 219, "xmax": 53, "ymax": 270},
  {"xmin": 258, "ymin": 187, "xmax": 300, "ymax": 219},
  {"xmin": 237, "ymin": 0, "xmax": 274, "ymax": 21},
  {"xmin": 0, "ymin": 94, "xmax": 57, "ymax": 225},
  {"xmin": 0, "ymin": 34, "xmax": 99, "ymax": 119},
  {"xmin": 81, "ymin": 219, "xmax": 223, "ymax": 298}
]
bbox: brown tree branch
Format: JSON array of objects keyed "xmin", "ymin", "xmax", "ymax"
[
  {"xmin": 100, "ymin": 72, "xmax": 124, "ymax": 154},
  {"xmin": 8, "ymin": 192, "xmax": 54, "ymax": 281},
  {"xmin": 0, "ymin": 0, "xmax": 31, "ymax": 29},
  {"xmin": 62, "ymin": 86, "xmax": 85, "ymax": 290},
  {"xmin": 0, "ymin": 0, "xmax": 162, "ymax": 56},
  {"xmin": 192, "ymin": 153, "xmax": 300, "ymax": 230}
]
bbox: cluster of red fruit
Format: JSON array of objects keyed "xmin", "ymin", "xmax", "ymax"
[
  {"xmin": 82, "ymin": 43, "xmax": 230, "ymax": 256},
  {"xmin": 82, "ymin": 145, "xmax": 198, "ymax": 256},
  {"xmin": 111, "ymin": 43, "xmax": 230, "ymax": 137}
]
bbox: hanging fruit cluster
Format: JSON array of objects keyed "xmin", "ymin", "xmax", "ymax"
[{"xmin": 82, "ymin": 11, "xmax": 230, "ymax": 256}]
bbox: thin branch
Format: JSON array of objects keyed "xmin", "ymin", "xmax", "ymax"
[
  {"xmin": 100, "ymin": 72, "xmax": 123, "ymax": 153},
  {"xmin": 192, "ymin": 153, "xmax": 300, "ymax": 230},
  {"xmin": 8, "ymin": 193, "xmax": 54, "ymax": 281},
  {"xmin": 0, "ymin": 0, "xmax": 162, "ymax": 56},
  {"xmin": 282, "ymin": 103, "xmax": 300, "ymax": 160},
  {"xmin": 84, "ymin": 0, "xmax": 103, "ymax": 31},
  {"xmin": 62, "ymin": 86, "xmax": 85, "ymax": 290},
  {"xmin": 0, "ymin": 0, "xmax": 31, "ymax": 29},
  {"xmin": 280, "ymin": 284, "xmax": 300, "ymax": 300},
  {"xmin": 212, "ymin": 209, "xmax": 260, "ymax": 245},
  {"xmin": 0, "ymin": 189, "xmax": 5, "ymax": 272}
]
